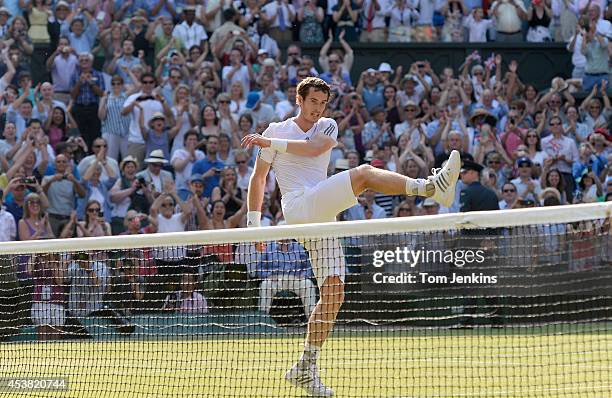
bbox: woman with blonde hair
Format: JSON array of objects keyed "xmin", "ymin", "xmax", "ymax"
[
  {"xmin": 171, "ymin": 84, "xmax": 199, "ymax": 155},
  {"xmin": 18, "ymin": 193, "xmax": 53, "ymax": 240},
  {"xmin": 229, "ymin": 81, "xmax": 247, "ymax": 117}
]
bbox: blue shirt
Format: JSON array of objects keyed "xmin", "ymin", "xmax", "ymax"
[
  {"xmin": 319, "ymin": 71, "xmax": 352, "ymax": 87},
  {"xmin": 362, "ymin": 84, "xmax": 385, "ymax": 112},
  {"xmin": 45, "ymin": 163, "xmax": 81, "ymax": 180},
  {"xmin": 253, "ymin": 241, "xmax": 313, "ymax": 279},
  {"xmin": 192, "ymin": 157, "xmax": 225, "ymax": 197},
  {"xmin": 60, "ymin": 17, "xmax": 99, "ymax": 53}
]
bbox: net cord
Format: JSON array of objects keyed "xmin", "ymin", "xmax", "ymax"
[{"xmin": 0, "ymin": 202, "xmax": 610, "ymax": 255}]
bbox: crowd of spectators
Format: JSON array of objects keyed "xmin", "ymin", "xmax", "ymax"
[{"xmin": 0, "ymin": 0, "xmax": 611, "ymax": 337}]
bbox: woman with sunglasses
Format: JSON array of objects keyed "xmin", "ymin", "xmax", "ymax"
[
  {"xmin": 578, "ymin": 82, "xmax": 611, "ymax": 131},
  {"xmin": 99, "ymin": 75, "xmax": 131, "ymax": 161},
  {"xmin": 523, "ymin": 129, "xmax": 545, "ymax": 167},
  {"xmin": 75, "ymin": 200, "xmax": 112, "ymax": 237},
  {"xmin": 18, "ymin": 193, "xmax": 53, "ymax": 240}
]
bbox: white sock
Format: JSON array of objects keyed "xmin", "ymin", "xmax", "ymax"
[
  {"xmin": 405, "ymin": 178, "xmax": 430, "ymax": 196},
  {"xmin": 299, "ymin": 343, "xmax": 321, "ymax": 367}
]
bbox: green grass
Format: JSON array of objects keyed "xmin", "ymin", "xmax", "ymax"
[{"xmin": 1, "ymin": 330, "xmax": 611, "ymax": 397}]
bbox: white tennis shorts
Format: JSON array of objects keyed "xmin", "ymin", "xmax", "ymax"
[
  {"xmin": 281, "ymin": 171, "xmax": 358, "ymax": 287},
  {"xmin": 31, "ymin": 303, "xmax": 66, "ymax": 326}
]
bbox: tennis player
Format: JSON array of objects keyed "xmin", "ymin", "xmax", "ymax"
[{"xmin": 242, "ymin": 77, "xmax": 460, "ymax": 396}]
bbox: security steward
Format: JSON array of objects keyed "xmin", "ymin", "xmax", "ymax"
[
  {"xmin": 458, "ymin": 159, "xmax": 501, "ymax": 327},
  {"xmin": 460, "ymin": 159, "xmax": 499, "ymax": 212}
]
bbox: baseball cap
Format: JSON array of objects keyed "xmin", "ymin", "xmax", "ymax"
[
  {"xmin": 245, "ymin": 92, "xmax": 261, "ymax": 109},
  {"xmin": 516, "ymin": 157, "xmax": 532, "ymax": 167},
  {"xmin": 189, "ymin": 174, "xmax": 204, "ymax": 183}
]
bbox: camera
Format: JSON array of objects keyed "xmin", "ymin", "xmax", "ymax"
[
  {"xmin": 62, "ymin": 174, "xmax": 68, "ymax": 179},
  {"xmin": 21, "ymin": 176, "xmax": 36, "ymax": 184},
  {"xmin": 138, "ymin": 177, "xmax": 147, "ymax": 186}
]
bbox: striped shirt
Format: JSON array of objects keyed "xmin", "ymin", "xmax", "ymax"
[{"xmin": 101, "ymin": 93, "xmax": 130, "ymax": 137}]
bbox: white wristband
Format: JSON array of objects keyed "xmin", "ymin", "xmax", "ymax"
[
  {"xmin": 269, "ymin": 138, "xmax": 288, "ymax": 153},
  {"xmin": 247, "ymin": 211, "xmax": 261, "ymax": 228}
]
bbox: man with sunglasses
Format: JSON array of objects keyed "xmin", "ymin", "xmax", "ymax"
[
  {"xmin": 511, "ymin": 157, "xmax": 541, "ymax": 202},
  {"xmin": 123, "ymin": 73, "xmax": 172, "ymax": 167},
  {"xmin": 498, "ymin": 182, "xmax": 518, "ymax": 209},
  {"xmin": 77, "ymin": 138, "xmax": 120, "ymax": 184},
  {"xmin": 541, "ymin": 115, "xmax": 579, "ymax": 201}
]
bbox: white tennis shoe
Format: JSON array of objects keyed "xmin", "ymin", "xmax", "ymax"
[
  {"xmin": 428, "ymin": 150, "xmax": 461, "ymax": 208},
  {"xmin": 285, "ymin": 363, "xmax": 334, "ymax": 397}
]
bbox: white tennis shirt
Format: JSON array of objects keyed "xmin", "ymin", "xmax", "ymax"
[{"xmin": 259, "ymin": 117, "xmax": 338, "ymax": 196}]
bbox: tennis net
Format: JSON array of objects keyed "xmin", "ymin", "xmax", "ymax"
[{"xmin": 0, "ymin": 202, "xmax": 611, "ymax": 397}]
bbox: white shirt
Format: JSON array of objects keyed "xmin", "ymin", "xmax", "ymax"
[
  {"xmin": 567, "ymin": 33, "xmax": 587, "ymax": 68},
  {"xmin": 262, "ymin": 1, "xmax": 296, "ymax": 29},
  {"xmin": 171, "ymin": 149, "xmax": 206, "ymax": 192},
  {"xmin": 463, "ymin": 16, "xmax": 494, "ymax": 42},
  {"xmin": 52, "ymin": 54, "xmax": 79, "ymax": 92},
  {"xmin": 123, "ymin": 92, "xmax": 164, "ymax": 144},
  {"xmin": 154, "ymin": 213, "xmax": 187, "ymax": 259},
  {"xmin": 389, "ymin": 5, "xmax": 418, "ymax": 28},
  {"xmin": 222, "ymin": 64, "xmax": 250, "ymax": 95},
  {"xmin": 413, "ymin": 0, "xmax": 444, "ymax": 25},
  {"xmin": 236, "ymin": 166, "xmax": 254, "ymax": 190},
  {"xmin": 157, "ymin": 212, "xmax": 186, "ymax": 233},
  {"xmin": 510, "ymin": 177, "xmax": 541, "ymax": 201},
  {"xmin": 360, "ymin": 0, "xmax": 389, "ymax": 29},
  {"xmin": 0, "ymin": 208, "xmax": 16, "ymax": 242},
  {"xmin": 259, "ymin": 117, "xmax": 337, "ymax": 195},
  {"xmin": 492, "ymin": 0, "xmax": 526, "ymax": 33},
  {"xmin": 275, "ymin": 100, "xmax": 298, "ymax": 120},
  {"xmin": 172, "ymin": 21, "xmax": 208, "ymax": 50}
]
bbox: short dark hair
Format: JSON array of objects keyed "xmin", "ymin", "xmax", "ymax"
[
  {"xmin": 223, "ymin": 8, "xmax": 237, "ymax": 21},
  {"xmin": 140, "ymin": 72, "xmax": 156, "ymax": 84},
  {"xmin": 543, "ymin": 196, "xmax": 561, "ymax": 206},
  {"xmin": 297, "ymin": 77, "xmax": 331, "ymax": 101},
  {"xmin": 27, "ymin": 118, "xmax": 41, "ymax": 127},
  {"xmin": 184, "ymin": 129, "xmax": 199, "ymax": 145}
]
